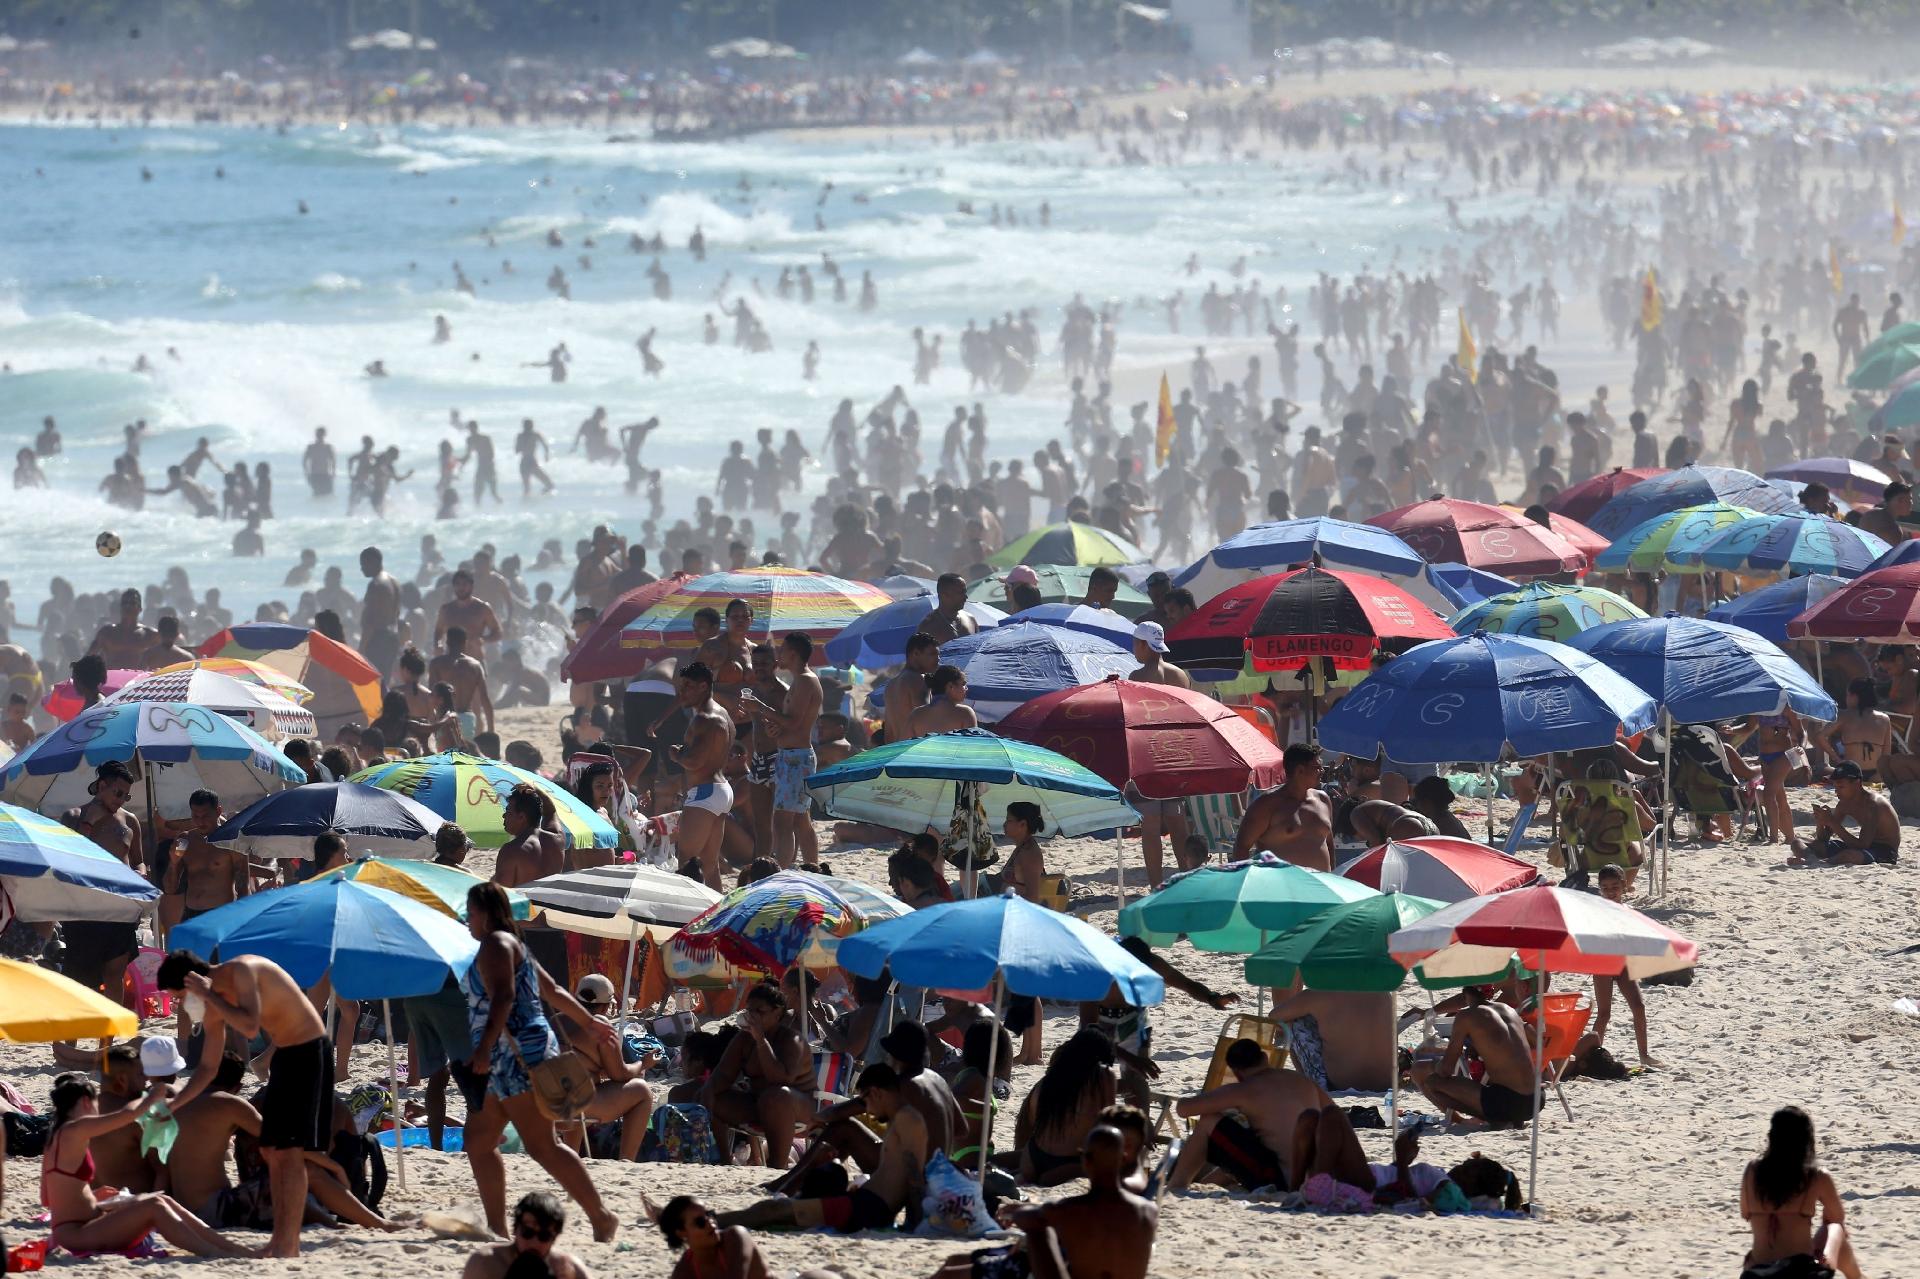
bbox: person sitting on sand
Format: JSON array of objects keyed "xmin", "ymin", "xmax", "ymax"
[
  {"xmin": 1740, "ymin": 1106, "xmax": 1864, "ymax": 1279},
  {"xmin": 1015, "ymin": 1029, "xmax": 1120, "ymax": 1187},
  {"xmin": 656, "ymin": 1194, "xmax": 843, "ymax": 1279},
  {"xmin": 1410, "ymin": 984, "xmax": 1540, "ymax": 1129},
  {"xmin": 1167, "ymin": 1038, "xmax": 1331, "ymax": 1193},
  {"xmin": 1081, "ymin": 936, "xmax": 1237, "ymax": 1109},
  {"xmin": 464, "ymin": 1192, "xmax": 593, "ymax": 1279},
  {"xmin": 1789, "ymin": 761, "xmax": 1900, "ymax": 866},
  {"xmin": 1408, "ymin": 776, "xmax": 1473, "ymax": 839},
  {"xmin": 705, "ymin": 981, "xmax": 814, "ymax": 1170}
]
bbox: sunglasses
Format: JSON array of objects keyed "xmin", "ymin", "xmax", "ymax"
[{"xmin": 515, "ymin": 1220, "xmax": 556, "ymax": 1243}]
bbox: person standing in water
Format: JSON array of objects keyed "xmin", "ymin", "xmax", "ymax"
[{"xmin": 516, "ymin": 419, "xmax": 554, "ymax": 497}]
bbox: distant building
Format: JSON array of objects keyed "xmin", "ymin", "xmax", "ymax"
[{"xmin": 1172, "ymin": 0, "xmax": 1250, "ymax": 65}]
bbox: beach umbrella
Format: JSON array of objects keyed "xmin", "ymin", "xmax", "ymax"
[
  {"xmin": 874, "ymin": 575, "xmax": 939, "ymax": 599},
  {"xmin": 1765, "ymin": 458, "xmax": 1893, "ymax": 506},
  {"xmin": 1861, "ymin": 539, "xmax": 1920, "ymax": 575},
  {"xmin": 1583, "ymin": 464, "xmax": 1797, "ymax": 539},
  {"xmin": 1366, "ymin": 498, "xmax": 1586, "ymax": 576},
  {"xmin": 1336, "ymin": 836, "xmax": 1540, "ymax": 901},
  {"xmin": 823, "ymin": 595, "xmax": 1005, "ymax": 669},
  {"xmin": 1, "ymin": 702, "xmax": 304, "ymax": 817},
  {"xmin": 1389, "ymin": 885, "xmax": 1700, "ymax": 1211},
  {"xmin": 1847, "ymin": 342, "xmax": 1920, "ymax": 390},
  {"xmin": 0, "ymin": 798, "xmax": 159, "ymax": 923},
  {"xmin": 1592, "ymin": 502, "xmax": 1762, "ymax": 573},
  {"xmin": 1166, "ymin": 566, "xmax": 1453, "ymax": 676},
  {"xmin": 619, "ymin": 568, "xmax": 892, "ymax": 660},
  {"xmin": 519, "ymin": 863, "xmax": 721, "ymax": 941},
  {"xmin": 997, "ymin": 603, "xmax": 1136, "ymax": 648},
  {"xmin": 108, "ymin": 668, "xmax": 317, "ymax": 740},
  {"xmin": 1547, "ymin": 467, "xmax": 1666, "ymax": 524},
  {"xmin": 559, "ymin": 572, "xmax": 693, "ymax": 683},
  {"xmin": 1175, "ymin": 517, "xmax": 1425, "ymax": 602},
  {"xmin": 197, "ymin": 623, "xmax": 382, "ymax": 735},
  {"xmin": 1119, "ymin": 852, "xmax": 1378, "ymax": 953},
  {"xmin": 1789, "ymin": 561, "xmax": 1920, "ymax": 642},
  {"xmin": 966, "ymin": 567, "xmax": 1151, "ymax": 618},
  {"xmin": 1568, "ymin": 616, "xmax": 1835, "ymax": 723},
  {"xmin": 1503, "ymin": 508, "xmax": 1610, "ymax": 568},
  {"xmin": 1872, "ymin": 380, "xmax": 1920, "ymax": 432},
  {"xmin": 1448, "ymin": 581, "xmax": 1646, "ymax": 642},
  {"xmin": 987, "ymin": 521, "xmax": 1147, "ymax": 569},
  {"xmin": 153, "ymin": 658, "xmax": 314, "ymax": 705},
  {"xmin": 1678, "ymin": 512, "xmax": 1889, "ymax": 577},
  {"xmin": 997, "ymin": 675, "xmax": 1285, "ymax": 799},
  {"xmin": 41, "ymin": 670, "xmax": 142, "ymax": 723},
  {"xmin": 309, "ymin": 856, "xmax": 527, "ymax": 921},
  {"xmin": 1706, "ymin": 574, "xmax": 1847, "ymax": 645},
  {"xmin": 840, "ymin": 890, "xmax": 1165, "ymax": 1176},
  {"xmin": 666, "ymin": 870, "xmax": 906, "ymax": 979},
  {"xmin": 1858, "ymin": 320, "xmax": 1920, "ymax": 365},
  {"xmin": 209, "ymin": 781, "xmax": 447, "ymax": 859},
  {"xmin": 931, "ymin": 625, "xmax": 1136, "ymax": 722},
  {"xmin": 1415, "ymin": 563, "xmax": 1521, "ymax": 612},
  {"xmin": 0, "ymin": 957, "xmax": 140, "ymax": 1042},
  {"xmin": 350, "ymin": 752, "xmax": 618, "ymax": 851}
]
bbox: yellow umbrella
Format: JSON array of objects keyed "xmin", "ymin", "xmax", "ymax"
[{"xmin": 0, "ymin": 957, "xmax": 140, "ymax": 1041}]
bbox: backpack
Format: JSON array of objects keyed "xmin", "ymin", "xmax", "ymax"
[{"xmin": 639, "ymin": 1103, "xmax": 723, "ymax": 1164}]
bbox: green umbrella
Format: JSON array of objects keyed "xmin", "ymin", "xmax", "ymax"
[
  {"xmin": 967, "ymin": 566, "xmax": 1151, "ymax": 618},
  {"xmin": 1242, "ymin": 892, "xmax": 1448, "ymax": 991},
  {"xmin": 1448, "ymin": 581, "xmax": 1646, "ymax": 643},
  {"xmin": 1846, "ymin": 342, "xmax": 1920, "ymax": 391},
  {"xmin": 1119, "ymin": 853, "xmax": 1378, "ymax": 954},
  {"xmin": 1857, "ymin": 320, "xmax": 1920, "ymax": 366},
  {"xmin": 1593, "ymin": 503, "xmax": 1761, "ymax": 574},
  {"xmin": 987, "ymin": 521, "xmax": 1148, "ymax": 569}
]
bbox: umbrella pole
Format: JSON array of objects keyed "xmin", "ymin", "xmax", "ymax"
[
  {"xmin": 964, "ymin": 786, "xmax": 977, "ymax": 900},
  {"xmin": 617, "ymin": 919, "xmax": 640, "ymax": 1038},
  {"xmin": 1388, "ymin": 988, "xmax": 1398, "ymax": 1140},
  {"xmin": 1256, "ymin": 933, "xmax": 1267, "ymax": 1019},
  {"xmin": 1528, "ymin": 955, "xmax": 1545, "ymax": 1216},
  {"xmin": 1114, "ymin": 832, "xmax": 1125, "ymax": 909},
  {"xmin": 1483, "ymin": 764, "xmax": 1495, "ymax": 845},
  {"xmin": 145, "ymin": 767, "xmax": 163, "ymax": 948},
  {"xmin": 978, "ymin": 975, "xmax": 1004, "ymax": 1183},
  {"xmin": 1660, "ymin": 708, "xmax": 1674, "ymax": 899},
  {"xmin": 384, "ymin": 998, "xmax": 406, "ymax": 1193}
]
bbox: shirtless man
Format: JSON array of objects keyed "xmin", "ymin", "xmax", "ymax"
[
  {"xmin": 60, "ymin": 761, "xmax": 144, "ymax": 1050},
  {"xmin": 883, "ymin": 633, "xmax": 940, "ymax": 742},
  {"xmin": 89, "ymin": 588, "xmax": 160, "ymax": 669},
  {"xmin": 141, "ymin": 615, "xmax": 196, "ymax": 669},
  {"xmin": 1790, "ymin": 760, "xmax": 1901, "ymax": 866},
  {"xmin": 1411, "ymin": 986, "xmax": 1540, "ymax": 1128},
  {"xmin": 434, "ymin": 570, "xmax": 503, "ymax": 650},
  {"xmin": 554, "ymin": 975, "xmax": 655, "ymax": 1162},
  {"xmin": 466, "ymin": 1193, "xmax": 592, "ymax": 1279},
  {"xmin": 972, "ymin": 1126, "xmax": 1155, "ymax": 1279},
  {"xmin": 1231, "ymin": 745, "xmax": 1333, "ymax": 870},
  {"xmin": 1339, "ymin": 797, "xmax": 1441, "ymax": 845},
  {"xmin": 1267, "ymin": 987, "xmax": 1393, "ymax": 1091},
  {"xmin": 493, "ymin": 785, "xmax": 567, "ymax": 887},
  {"xmin": 1818, "ymin": 678, "xmax": 1893, "ymax": 779},
  {"xmin": 740, "ymin": 644, "xmax": 783, "ymax": 859},
  {"xmin": 359, "ymin": 548, "xmax": 403, "ymax": 681},
  {"xmin": 89, "ymin": 1044, "xmax": 161, "ymax": 1191},
  {"xmin": 671, "ymin": 662, "xmax": 735, "ymax": 890},
  {"xmin": 745, "ymin": 631, "xmax": 822, "ymax": 868},
  {"xmin": 712, "ymin": 1062, "xmax": 927, "ymax": 1230},
  {"xmin": 704, "ymin": 982, "xmax": 813, "ymax": 1170},
  {"xmin": 0, "ymin": 693, "xmax": 33, "ymax": 752},
  {"xmin": 161, "ymin": 788, "xmax": 248, "ymax": 929},
  {"xmin": 906, "ymin": 665, "xmax": 977, "ymax": 738},
  {"xmin": 1409, "ymin": 776, "xmax": 1473, "ymax": 839},
  {"xmin": 1169, "ymin": 1039, "xmax": 1332, "ymax": 1192},
  {"xmin": 159, "ymin": 949, "xmax": 333, "ymax": 1257},
  {"xmin": 918, "ymin": 574, "xmax": 980, "ymax": 644},
  {"xmin": 1127, "ymin": 621, "xmax": 1192, "ymax": 690},
  {"xmin": 428, "ymin": 626, "xmax": 493, "ymax": 738}
]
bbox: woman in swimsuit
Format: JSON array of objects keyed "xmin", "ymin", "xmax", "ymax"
[
  {"xmin": 1739, "ymin": 1106, "xmax": 1863, "ymax": 1279},
  {"xmin": 949, "ymin": 1018, "xmax": 1014, "ymax": 1166},
  {"xmin": 1745, "ymin": 707, "xmax": 1806, "ymax": 854},
  {"xmin": 1819, "ymin": 679, "xmax": 1892, "ymax": 782},
  {"xmin": 39, "ymin": 1073, "xmax": 253, "ymax": 1258},
  {"xmin": 1014, "ymin": 1029, "xmax": 1117, "ymax": 1187}
]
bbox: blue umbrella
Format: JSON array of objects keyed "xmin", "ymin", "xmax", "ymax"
[
  {"xmin": 0, "ymin": 799, "xmax": 159, "ymax": 923},
  {"xmin": 170, "ymin": 877, "xmax": 478, "ymax": 1000},
  {"xmin": 210, "ymin": 781, "xmax": 449, "ymax": 859},
  {"xmin": 1566, "ymin": 616, "xmax": 1835, "ymax": 723},
  {"xmin": 934, "ymin": 625, "xmax": 1136, "ymax": 722},
  {"xmin": 998, "ymin": 603, "xmax": 1137, "ymax": 647},
  {"xmin": 1177, "ymin": 517, "xmax": 1424, "ymax": 601},
  {"xmin": 1317, "ymin": 633, "xmax": 1657, "ymax": 763},
  {"xmin": 1584, "ymin": 464, "xmax": 1799, "ymax": 539},
  {"xmin": 873, "ymin": 575, "xmax": 938, "ymax": 599},
  {"xmin": 823, "ymin": 596, "xmax": 1005, "ymax": 669},
  {"xmin": 1860, "ymin": 538, "xmax": 1920, "ymax": 575},
  {"xmin": 1422, "ymin": 562, "xmax": 1520, "ymax": 611},
  {"xmin": 1706, "ymin": 574, "xmax": 1847, "ymax": 645},
  {"xmin": 1678, "ymin": 513, "xmax": 1890, "ymax": 577}
]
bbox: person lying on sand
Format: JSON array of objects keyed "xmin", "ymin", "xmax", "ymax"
[
  {"xmin": 655, "ymin": 1194, "xmax": 844, "ymax": 1279},
  {"xmin": 464, "ymin": 1192, "xmax": 592, "ymax": 1279},
  {"xmin": 1168, "ymin": 1038, "xmax": 1331, "ymax": 1192},
  {"xmin": 1410, "ymin": 985, "xmax": 1540, "ymax": 1129},
  {"xmin": 1788, "ymin": 761, "xmax": 1900, "ymax": 866}
]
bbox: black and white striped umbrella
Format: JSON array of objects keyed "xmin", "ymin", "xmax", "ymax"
[{"xmin": 519, "ymin": 863, "xmax": 721, "ymax": 940}]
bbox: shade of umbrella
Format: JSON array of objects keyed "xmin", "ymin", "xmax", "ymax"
[
  {"xmin": 1244, "ymin": 892, "xmax": 1447, "ymax": 991},
  {"xmin": 1175, "ymin": 517, "xmax": 1425, "ymax": 602},
  {"xmin": 1317, "ymin": 633, "xmax": 1657, "ymax": 763},
  {"xmin": 1678, "ymin": 512, "xmax": 1890, "ymax": 576},
  {"xmin": 520, "ymin": 863, "xmax": 723, "ymax": 940},
  {"xmin": 666, "ymin": 869, "xmax": 903, "ymax": 977},
  {"xmin": 350, "ymin": 752, "xmax": 619, "ymax": 851},
  {"xmin": 1119, "ymin": 852, "xmax": 1379, "ymax": 953},
  {"xmin": 172, "ymin": 878, "xmax": 478, "ymax": 1000},
  {"xmin": 1847, "ymin": 342, "xmax": 1920, "ymax": 390},
  {"xmin": 197, "ymin": 623, "xmax": 382, "ymax": 734},
  {"xmin": 0, "ymin": 957, "xmax": 139, "ymax": 1041},
  {"xmin": 559, "ymin": 573, "xmax": 693, "ymax": 683},
  {"xmin": 1548, "ymin": 467, "xmax": 1666, "ymax": 525},
  {"xmin": 1584, "ymin": 464, "xmax": 1798, "ymax": 539},
  {"xmin": 997, "ymin": 675, "xmax": 1285, "ymax": 800},
  {"xmin": 931, "ymin": 625, "xmax": 1136, "ymax": 722},
  {"xmin": 1706, "ymin": 573, "xmax": 1847, "ymax": 644},
  {"xmin": 997, "ymin": 603, "xmax": 1135, "ymax": 648},
  {"xmin": 0, "ymin": 798, "xmax": 159, "ymax": 923},
  {"xmin": 1568, "ymin": 616, "xmax": 1835, "ymax": 722},
  {"xmin": 41, "ymin": 670, "xmax": 142, "ymax": 723},
  {"xmin": 210, "ymin": 781, "xmax": 447, "ymax": 859},
  {"xmin": 1592, "ymin": 502, "xmax": 1763, "ymax": 574},
  {"xmin": 1335, "ymin": 836, "xmax": 1539, "ymax": 902},
  {"xmin": 1167, "ymin": 566, "xmax": 1453, "ymax": 675},
  {"xmin": 1367, "ymin": 498, "xmax": 1587, "ymax": 576},
  {"xmin": 1, "ymin": 702, "xmax": 304, "ymax": 817},
  {"xmin": 823, "ymin": 595, "xmax": 1005, "ymax": 669},
  {"xmin": 1765, "ymin": 457, "xmax": 1893, "ymax": 506},
  {"xmin": 108, "ymin": 668, "xmax": 317, "ymax": 739},
  {"xmin": 967, "ymin": 567, "xmax": 1151, "ymax": 618},
  {"xmin": 153, "ymin": 658, "xmax": 314, "ymax": 705},
  {"xmin": 988, "ymin": 521, "xmax": 1147, "ymax": 569},
  {"xmin": 619, "ymin": 568, "xmax": 892, "ymax": 658},
  {"xmin": 1448, "ymin": 580, "xmax": 1646, "ymax": 642}
]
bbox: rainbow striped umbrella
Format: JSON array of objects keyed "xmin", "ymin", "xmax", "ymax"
[
  {"xmin": 987, "ymin": 521, "xmax": 1148, "ymax": 569},
  {"xmin": 197, "ymin": 623, "xmax": 381, "ymax": 734},
  {"xmin": 618, "ymin": 568, "xmax": 892, "ymax": 658},
  {"xmin": 349, "ymin": 752, "xmax": 618, "ymax": 851},
  {"xmin": 1448, "ymin": 581, "xmax": 1647, "ymax": 643},
  {"xmin": 154, "ymin": 658, "xmax": 314, "ymax": 705},
  {"xmin": 665, "ymin": 870, "xmax": 909, "ymax": 978},
  {"xmin": 1592, "ymin": 503, "xmax": 1762, "ymax": 574},
  {"xmin": 1676, "ymin": 512, "xmax": 1890, "ymax": 577}
]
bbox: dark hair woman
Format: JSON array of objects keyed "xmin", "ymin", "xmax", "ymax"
[{"xmin": 1739, "ymin": 1106, "xmax": 1863, "ymax": 1279}]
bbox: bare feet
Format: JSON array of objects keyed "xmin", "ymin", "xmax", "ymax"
[
  {"xmin": 591, "ymin": 1209, "xmax": 620, "ymax": 1243},
  {"xmin": 639, "ymin": 1194, "xmax": 663, "ymax": 1225}
]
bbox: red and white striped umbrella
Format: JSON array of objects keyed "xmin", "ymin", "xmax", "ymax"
[
  {"xmin": 1388, "ymin": 883, "xmax": 1699, "ymax": 981},
  {"xmin": 1335, "ymin": 836, "xmax": 1538, "ymax": 902}
]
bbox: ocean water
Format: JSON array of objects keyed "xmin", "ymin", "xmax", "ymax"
[{"xmin": 0, "ymin": 121, "xmax": 1506, "ymax": 624}]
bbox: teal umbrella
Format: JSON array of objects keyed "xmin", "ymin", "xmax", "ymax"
[
  {"xmin": 1119, "ymin": 852, "xmax": 1378, "ymax": 954},
  {"xmin": 1243, "ymin": 892, "xmax": 1448, "ymax": 991},
  {"xmin": 1847, "ymin": 342, "xmax": 1920, "ymax": 390},
  {"xmin": 1857, "ymin": 320, "xmax": 1920, "ymax": 366}
]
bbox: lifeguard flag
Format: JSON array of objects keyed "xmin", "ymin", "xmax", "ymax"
[
  {"xmin": 1896, "ymin": 201, "xmax": 1908, "ymax": 247},
  {"xmin": 1830, "ymin": 243, "xmax": 1845, "ymax": 293},
  {"xmin": 1457, "ymin": 310, "xmax": 1477, "ymax": 383},
  {"xmin": 1640, "ymin": 267, "xmax": 1663, "ymax": 331},
  {"xmin": 1155, "ymin": 373, "xmax": 1177, "ymax": 465}
]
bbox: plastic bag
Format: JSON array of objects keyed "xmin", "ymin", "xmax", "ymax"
[
  {"xmin": 7, "ymin": 1239, "xmax": 47, "ymax": 1273},
  {"xmin": 918, "ymin": 1151, "xmax": 998, "ymax": 1237}
]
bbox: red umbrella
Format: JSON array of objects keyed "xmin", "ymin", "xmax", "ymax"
[
  {"xmin": 1547, "ymin": 466, "xmax": 1666, "ymax": 524},
  {"xmin": 1503, "ymin": 507, "xmax": 1608, "ymax": 571},
  {"xmin": 1166, "ymin": 566, "xmax": 1452, "ymax": 674},
  {"xmin": 997, "ymin": 675, "xmax": 1285, "ymax": 799},
  {"xmin": 1787, "ymin": 562, "xmax": 1920, "ymax": 642},
  {"xmin": 1335, "ymin": 836, "xmax": 1539, "ymax": 902},
  {"xmin": 560, "ymin": 573, "xmax": 692, "ymax": 683},
  {"xmin": 1367, "ymin": 498, "xmax": 1585, "ymax": 576}
]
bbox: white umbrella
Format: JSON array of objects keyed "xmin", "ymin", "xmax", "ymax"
[{"xmin": 108, "ymin": 669, "xmax": 316, "ymax": 740}]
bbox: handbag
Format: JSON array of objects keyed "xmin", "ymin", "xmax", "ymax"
[{"xmin": 507, "ymin": 1011, "xmax": 596, "ymax": 1121}]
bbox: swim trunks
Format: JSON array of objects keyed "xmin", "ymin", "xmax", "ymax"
[
  {"xmin": 1290, "ymin": 1014, "xmax": 1328, "ymax": 1089},
  {"xmin": 1479, "ymin": 1082, "xmax": 1537, "ymax": 1128},
  {"xmin": 401, "ymin": 979, "xmax": 473, "ymax": 1078},
  {"xmin": 1204, "ymin": 1114, "xmax": 1286, "ymax": 1190},
  {"xmin": 684, "ymin": 779, "xmax": 734, "ymax": 815},
  {"xmin": 818, "ymin": 1185, "xmax": 896, "ymax": 1233},
  {"xmin": 257, "ymin": 1036, "xmax": 334, "ymax": 1151},
  {"xmin": 748, "ymin": 751, "xmax": 777, "ymax": 787},
  {"xmin": 773, "ymin": 747, "xmax": 817, "ymax": 814}
]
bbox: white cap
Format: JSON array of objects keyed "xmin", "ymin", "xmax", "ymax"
[
  {"xmin": 140, "ymin": 1035, "xmax": 187, "ymax": 1077},
  {"xmin": 1133, "ymin": 621, "xmax": 1169, "ymax": 653}
]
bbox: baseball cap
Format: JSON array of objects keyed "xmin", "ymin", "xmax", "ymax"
[
  {"xmin": 1005, "ymin": 565, "xmax": 1040, "ymax": 587},
  {"xmin": 141, "ymin": 1035, "xmax": 187, "ymax": 1077},
  {"xmin": 576, "ymin": 973, "xmax": 617, "ymax": 1005},
  {"xmin": 1833, "ymin": 760, "xmax": 1865, "ymax": 781},
  {"xmin": 1133, "ymin": 621, "xmax": 1169, "ymax": 652},
  {"xmin": 878, "ymin": 1020, "xmax": 928, "ymax": 1068}
]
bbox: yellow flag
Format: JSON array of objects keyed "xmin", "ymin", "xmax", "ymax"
[
  {"xmin": 1155, "ymin": 373, "xmax": 1177, "ymax": 465},
  {"xmin": 1640, "ymin": 267, "xmax": 1663, "ymax": 331},
  {"xmin": 1830, "ymin": 243, "xmax": 1845, "ymax": 293},
  {"xmin": 1896, "ymin": 201, "xmax": 1908, "ymax": 247},
  {"xmin": 1456, "ymin": 310, "xmax": 1477, "ymax": 383}
]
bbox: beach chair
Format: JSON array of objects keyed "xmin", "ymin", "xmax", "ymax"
[
  {"xmin": 1526, "ymin": 993, "xmax": 1592, "ymax": 1122},
  {"xmin": 1502, "ymin": 801, "xmax": 1539, "ymax": 856},
  {"xmin": 1553, "ymin": 780, "xmax": 1647, "ymax": 882},
  {"xmin": 1183, "ymin": 788, "xmax": 1255, "ymax": 860},
  {"xmin": 1148, "ymin": 1013, "xmax": 1290, "ymax": 1140},
  {"xmin": 1144, "ymin": 1136, "xmax": 1185, "ymax": 1210},
  {"xmin": 1036, "ymin": 872, "xmax": 1072, "ymax": 914}
]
